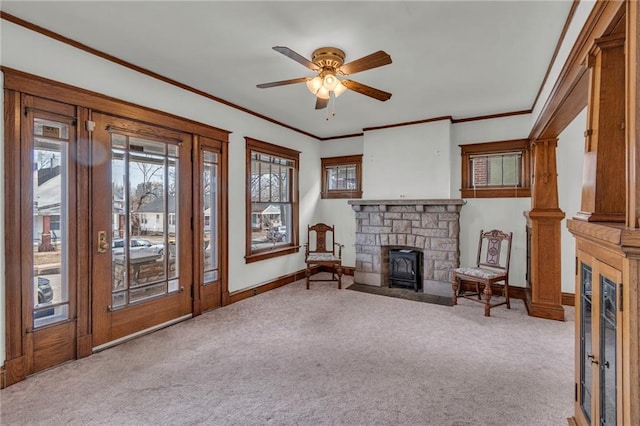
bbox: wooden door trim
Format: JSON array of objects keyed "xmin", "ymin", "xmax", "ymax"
[{"xmin": 3, "ymin": 90, "xmax": 25, "ymax": 386}]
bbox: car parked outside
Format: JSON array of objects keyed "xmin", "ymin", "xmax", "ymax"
[
  {"xmin": 112, "ymin": 238, "xmax": 164, "ymax": 256},
  {"xmin": 36, "ymin": 276, "xmax": 53, "ymax": 304},
  {"xmin": 266, "ymin": 225, "xmax": 287, "ymax": 242}
]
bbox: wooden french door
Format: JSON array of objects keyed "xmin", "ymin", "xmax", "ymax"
[
  {"xmin": 91, "ymin": 113, "xmax": 193, "ymax": 349},
  {"xmin": 20, "ymin": 95, "xmax": 78, "ymax": 373}
]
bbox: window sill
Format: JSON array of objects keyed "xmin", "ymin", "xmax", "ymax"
[
  {"xmin": 461, "ymin": 187, "xmax": 531, "ymax": 199},
  {"xmin": 245, "ymin": 245, "xmax": 300, "ymax": 263},
  {"xmin": 321, "ymin": 190, "xmax": 363, "ymax": 199}
]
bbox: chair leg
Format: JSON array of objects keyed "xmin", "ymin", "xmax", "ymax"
[
  {"xmin": 475, "ymin": 282, "xmax": 481, "ymax": 300},
  {"xmin": 451, "ymin": 276, "xmax": 459, "ymax": 305},
  {"xmin": 337, "ymin": 266, "xmax": 342, "ymax": 289},
  {"xmin": 306, "ymin": 267, "xmax": 311, "ymax": 290},
  {"xmin": 483, "ymin": 283, "xmax": 492, "ymax": 317},
  {"xmin": 504, "ymin": 279, "xmax": 510, "ymax": 309}
]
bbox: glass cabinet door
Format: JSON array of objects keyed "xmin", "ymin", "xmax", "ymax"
[
  {"xmin": 576, "ymin": 253, "xmax": 621, "ymax": 426},
  {"xmin": 579, "ymin": 261, "xmax": 593, "ymax": 424},
  {"xmin": 597, "ymin": 265, "xmax": 620, "ymax": 426}
]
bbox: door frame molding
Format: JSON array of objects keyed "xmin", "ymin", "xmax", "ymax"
[{"xmin": 3, "ymin": 67, "xmax": 230, "ymax": 387}]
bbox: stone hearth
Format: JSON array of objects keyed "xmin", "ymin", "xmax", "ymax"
[{"xmin": 348, "ymin": 199, "xmax": 465, "ymax": 289}]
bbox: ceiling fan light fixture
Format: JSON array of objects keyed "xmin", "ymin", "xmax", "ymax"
[
  {"xmin": 306, "ymin": 76, "xmax": 323, "ymax": 94},
  {"xmin": 323, "ymin": 72, "xmax": 339, "ymax": 91},
  {"xmin": 316, "ymin": 86, "xmax": 330, "ymax": 99},
  {"xmin": 333, "ymin": 81, "xmax": 347, "ymax": 97}
]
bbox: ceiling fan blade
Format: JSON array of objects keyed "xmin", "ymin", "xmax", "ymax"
[
  {"xmin": 273, "ymin": 46, "xmax": 319, "ymax": 71},
  {"xmin": 315, "ymin": 97, "xmax": 328, "ymax": 110},
  {"xmin": 339, "ymin": 50, "xmax": 392, "ymax": 75},
  {"xmin": 342, "ymin": 80, "xmax": 392, "ymax": 101},
  {"xmin": 256, "ymin": 77, "xmax": 309, "ymax": 89}
]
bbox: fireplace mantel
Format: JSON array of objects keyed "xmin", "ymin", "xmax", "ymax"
[
  {"xmin": 348, "ymin": 199, "xmax": 465, "ymax": 288},
  {"xmin": 348, "ymin": 199, "xmax": 466, "ymax": 211}
]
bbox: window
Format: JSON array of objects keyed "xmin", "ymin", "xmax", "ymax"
[
  {"xmin": 246, "ymin": 137, "xmax": 300, "ymax": 263},
  {"xmin": 460, "ymin": 139, "xmax": 530, "ymax": 198},
  {"xmin": 321, "ymin": 154, "xmax": 363, "ymax": 199}
]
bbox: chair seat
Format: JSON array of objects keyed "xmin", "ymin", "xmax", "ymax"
[
  {"xmin": 454, "ymin": 267, "xmax": 505, "ymax": 280},
  {"xmin": 307, "ymin": 253, "xmax": 340, "ymax": 262}
]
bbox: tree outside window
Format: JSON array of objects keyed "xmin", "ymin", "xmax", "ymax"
[
  {"xmin": 321, "ymin": 154, "xmax": 363, "ymax": 199},
  {"xmin": 245, "ymin": 138, "xmax": 299, "ymax": 263}
]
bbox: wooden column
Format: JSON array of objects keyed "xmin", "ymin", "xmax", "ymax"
[
  {"xmin": 524, "ymin": 139, "xmax": 565, "ymax": 321},
  {"xmin": 575, "ymin": 35, "xmax": 626, "ymax": 222}
]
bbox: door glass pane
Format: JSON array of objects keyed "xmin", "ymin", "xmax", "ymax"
[
  {"xmin": 203, "ymin": 150, "xmax": 218, "ymax": 284},
  {"xmin": 33, "ymin": 119, "xmax": 70, "ymax": 327},
  {"xmin": 580, "ymin": 262, "xmax": 593, "ymax": 424},
  {"xmin": 110, "ymin": 134, "xmax": 180, "ymax": 308},
  {"xmin": 600, "ymin": 276, "xmax": 617, "ymax": 426}
]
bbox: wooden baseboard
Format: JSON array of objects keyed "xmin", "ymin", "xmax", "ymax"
[
  {"xmin": 562, "ymin": 292, "xmax": 575, "ymax": 307},
  {"xmin": 0, "ymin": 364, "xmax": 5, "ymax": 389},
  {"xmin": 226, "ymin": 266, "xmax": 321, "ymax": 305},
  {"xmin": 426, "ymin": 279, "xmax": 576, "ymax": 307},
  {"xmin": 1, "ymin": 356, "xmax": 26, "ymax": 389}
]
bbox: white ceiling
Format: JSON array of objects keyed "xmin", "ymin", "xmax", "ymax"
[{"xmin": 1, "ymin": 1, "xmax": 574, "ymax": 139}]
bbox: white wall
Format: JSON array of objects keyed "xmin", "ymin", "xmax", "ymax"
[
  {"xmin": 452, "ymin": 114, "xmax": 535, "ymax": 288},
  {"xmin": 558, "ymin": 108, "xmax": 587, "ymax": 294},
  {"xmin": 531, "ymin": 1, "xmax": 596, "ymax": 123},
  {"xmin": 317, "ymin": 136, "xmax": 363, "ymax": 268},
  {"xmin": 362, "ymin": 120, "xmax": 452, "ymax": 199}
]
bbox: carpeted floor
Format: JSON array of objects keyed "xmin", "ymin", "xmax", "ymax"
[{"xmin": 0, "ymin": 273, "xmax": 575, "ymax": 425}]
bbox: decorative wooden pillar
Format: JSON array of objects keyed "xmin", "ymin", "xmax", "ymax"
[
  {"xmin": 524, "ymin": 139, "xmax": 565, "ymax": 321},
  {"xmin": 575, "ymin": 35, "xmax": 626, "ymax": 223}
]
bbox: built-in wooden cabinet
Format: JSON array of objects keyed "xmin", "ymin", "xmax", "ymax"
[
  {"xmin": 567, "ymin": 3, "xmax": 640, "ymax": 424},
  {"xmin": 575, "ymin": 35, "xmax": 626, "ymax": 223}
]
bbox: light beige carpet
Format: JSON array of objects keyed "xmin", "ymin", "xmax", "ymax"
[{"xmin": 0, "ymin": 273, "xmax": 574, "ymax": 425}]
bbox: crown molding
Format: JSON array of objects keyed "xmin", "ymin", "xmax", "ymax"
[{"xmin": 1, "ymin": 8, "xmax": 576, "ymax": 142}]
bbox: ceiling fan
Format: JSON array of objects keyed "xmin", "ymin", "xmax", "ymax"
[{"xmin": 257, "ymin": 46, "xmax": 392, "ymax": 110}]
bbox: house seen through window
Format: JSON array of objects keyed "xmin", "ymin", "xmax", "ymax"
[
  {"xmin": 321, "ymin": 154, "xmax": 363, "ymax": 199},
  {"xmin": 460, "ymin": 139, "xmax": 530, "ymax": 198},
  {"xmin": 245, "ymin": 138, "xmax": 299, "ymax": 263}
]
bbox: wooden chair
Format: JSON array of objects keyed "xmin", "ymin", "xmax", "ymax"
[
  {"xmin": 304, "ymin": 223, "xmax": 344, "ymax": 289},
  {"xmin": 452, "ymin": 229, "xmax": 513, "ymax": 316}
]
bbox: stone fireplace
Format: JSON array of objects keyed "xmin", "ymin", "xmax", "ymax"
[{"xmin": 348, "ymin": 199, "xmax": 465, "ymax": 293}]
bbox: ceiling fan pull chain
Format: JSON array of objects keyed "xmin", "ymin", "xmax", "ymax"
[
  {"xmin": 332, "ymin": 91, "xmax": 336, "ymax": 117},
  {"xmin": 326, "ymin": 95, "xmax": 330, "ymax": 121}
]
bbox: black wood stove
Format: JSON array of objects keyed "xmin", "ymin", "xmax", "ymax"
[{"xmin": 389, "ymin": 249, "xmax": 423, "ymax": 291}]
